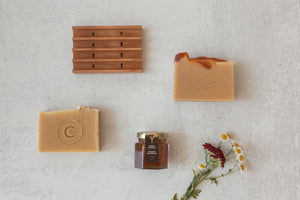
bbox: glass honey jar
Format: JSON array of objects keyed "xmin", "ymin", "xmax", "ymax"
[{"xmin": 135, "ymin": 132, "xmax": 168, "ymax": 169}]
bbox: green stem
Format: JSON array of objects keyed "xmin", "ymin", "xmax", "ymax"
[
  {"xmin": 205, "ymin": 151, "xmax": 208, "ymax": 164},
  {"xmin": 181, "ymin": 167, "xmax": 216, "ymax": 200},
  {"xmin": 196, "ymin": 167, "xmax": 215, "ymax": 185},
  {"xmin": 206, "ymin": 168, "xmax": 240, "ymax": 180},
  {"xmin": 225, "ymin": 149, "xmax": 234, "ymax": 158},
  {"xmin": 205, "ymin": 159, "xmax": 211, "ymax": 168},
  {"xmin": 217, "ymin": 141, "xmax": 222, "ymax": 148},
  {"xmin": 226, "ymin": 156, "xmax": 235, "ymax": 161}
]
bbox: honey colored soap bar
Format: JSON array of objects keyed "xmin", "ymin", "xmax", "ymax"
[
  {"xmin": 39, "ymin": 106, "xmax": 100, "ymax": 152},
  {"xmin": 174, "ymin": 52, "xmax": 234, "ymax": 101}
]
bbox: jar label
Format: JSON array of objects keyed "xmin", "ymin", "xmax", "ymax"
[{"xmin": 145, "ymin": 134, "xmax": 159, "ymax": 163}]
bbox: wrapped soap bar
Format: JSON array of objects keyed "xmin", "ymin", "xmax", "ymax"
[
  {"xmin": 39, "ymin": 106, "xmax": 100, "ymax": 152},
  {"xmin": 174, "ymin": 52, "xmax": 234, "ymax": 101}
]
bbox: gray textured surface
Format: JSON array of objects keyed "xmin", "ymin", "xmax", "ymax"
[{"xmin": 0, "ymin": 0, "xmax": 299, "ymax": 199}]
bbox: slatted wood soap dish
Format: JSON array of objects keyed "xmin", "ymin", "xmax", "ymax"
[{"xmin": 72, "ymin": 26, "xmax": 142, "ymax": 73}]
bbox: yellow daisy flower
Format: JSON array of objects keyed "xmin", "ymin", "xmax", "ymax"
[
  {"xmin": 198, "ymin": 164, "xmax": 205, "ymax": 170},
  {"xmin": 237, "ymin": 154, "xmax": 244, "ymax": 163},
  {"xmin": 226, "ymin": 133, "xmax": 232, "ymax": 139},
  {"xmin": 234, "ymin": 147, "xmax": 242, "ymax": 154},
  {"xmin": 221, "ymin": 134, "xmax": 228, "ymax": 141},
  {"xmin": 239, "ymin": 164, "xmax": 245, "ymax": 173},
  {"xmin": 233, "ymin": 142, "xmax": 239, "ymax": 147}
]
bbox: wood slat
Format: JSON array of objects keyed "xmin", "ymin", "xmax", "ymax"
[
  {"xmin": 73, "ymin": 51, "xmax": 142, "ymax": 59},
  {"xmin": 73, "ymin": 69, "xmax": 142, "ymax": 73},
  {"xmin": 73, "ymin": 26, "xmax": 142, "ymax": 30},
  {"xmin": 73, "ymin": 37, "xmax": 142, "ymax": 41},
  {"xmin": 73, "ymin": 40, "xmax": 142, "ymax": 48},
  {"xmin": 73, "ymin": 47, "xmax": 142, "ymax": 52},
  {"xmin": 73, "ymin": 61, "xmax": 142, "ymax": 71},
  {"xmin": 73, "ymin": 58, "xmax": 142, "ymax": 62},
  {"xmin": 72, "ymin": 26, "xmax": 142, "ymax": 73},
  {"xmin": 73, "ymin": 29, "xmax": 142, "ymax": 37}
]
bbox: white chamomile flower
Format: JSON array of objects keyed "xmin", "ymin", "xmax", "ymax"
[
  {"xmin": 233, "ymin": 147, "xmax": 243, "ymax": 155},
  {"xmin": 226, "ymin": 133, "xmax": 232, "ymax": 139},
  {"xmin": 233, "ymin": 141, "xmax": 240, "ymax": 148},
  {"xmin": 221, "ymin": 134, "xmax": 229, "ymax": 142},
  {"xmin": 231, "ymin": 140, "xmax": 235, "ymax": 147},
  {"xmin": 239, "ymin": 164, "xmax": 245, "ymax": 174},
  {"xmin": 233, "ymin": 146, "xmax": 244, "ymax": 158},
  {"xmin": 236, "ymin": 154, "xmax": 244, "ymax": 163},
  {"xmin": 198, "ymin": 164, "xmax": 205, "ymax": 170}
]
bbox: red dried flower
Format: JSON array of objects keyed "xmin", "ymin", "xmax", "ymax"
[{"xmin": 203, "ymin": 143, "xmax": 226, "ymax": 168}]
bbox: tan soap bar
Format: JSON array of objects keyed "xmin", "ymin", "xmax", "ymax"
[
  {"xmin": 39, "ymin": 106, "xmax": 100, "ymax": 152},
  {"xmin": 174, "ymin": 52, "xmax": 234, "ymax": 101}
]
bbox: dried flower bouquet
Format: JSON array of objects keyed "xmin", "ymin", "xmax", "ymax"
[{"xmin": 173, "ymin": 133, "xmax": 246, "ymax": 200}]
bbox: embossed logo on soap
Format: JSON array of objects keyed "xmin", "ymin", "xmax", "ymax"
[
  {"xmin": 57, "ymin": 119, "xmax": 83, "ymax": 145},
  {"xmin": 192, "ymin": 79, "xmax": 218, "ymax": 92}
]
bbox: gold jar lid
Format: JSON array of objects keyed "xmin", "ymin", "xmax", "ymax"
[{"xmin": 137, "ymin": 132, "xmax": 167, "ymax": 139}]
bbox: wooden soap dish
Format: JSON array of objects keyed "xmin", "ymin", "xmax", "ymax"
[{"xmin": 72, "ymin": 26, "xmax": 143, "ymax": 73}]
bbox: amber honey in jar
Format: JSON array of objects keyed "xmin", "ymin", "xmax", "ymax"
[{"xmin": 135, "ymin": 132, "xmax": 168, "ymax": 169}]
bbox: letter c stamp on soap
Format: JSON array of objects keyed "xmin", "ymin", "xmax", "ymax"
[{"xmin": 57, "ymin": 119, "xmax": 83, "ymax": 145}]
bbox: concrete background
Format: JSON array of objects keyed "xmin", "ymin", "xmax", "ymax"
[{"xmin": 0, "ymin": 0, "xmax": 299, "ymax": 199}]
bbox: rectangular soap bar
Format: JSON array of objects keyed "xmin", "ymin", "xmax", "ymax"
[
  {"xmin": 174, "ymin": 52, "xmax": 234, "ymax": 101},
  {"xmin": 39, "ymin": 106, "xmax": 100, "ymax": 152}
]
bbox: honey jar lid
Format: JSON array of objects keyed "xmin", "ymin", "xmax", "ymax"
[{"xmin": 137, "ymin": 132, "xmax": 167, "ymax": 139}]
